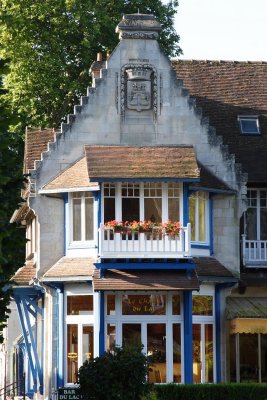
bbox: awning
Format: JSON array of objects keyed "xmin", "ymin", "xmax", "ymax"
[
  {"xmin": 93, "ymin": 269, "xmax": 199, "ymax": 291},
  {"xmin": 229, "ymin": 318, "xmax": 267, "ymax": 334},
  {"xmin": 85, "ymin": 145, "xmax": 200, "ymax": 181},
  {"xmin": 226, "ymin": 297, "xmax": 267, "ymax": 334}
]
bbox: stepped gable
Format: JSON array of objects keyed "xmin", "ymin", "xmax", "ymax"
[{"xmin": 172, "ymin": 60, "xmax": 267, "ymax": 183}]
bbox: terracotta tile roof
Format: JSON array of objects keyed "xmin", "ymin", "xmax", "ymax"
[
  {"xmin": 42, "ymin": 157, "xmax": 95, "ymax": 191},
  {"xmin": 11, "ymin": 259, "xmax": 36, "ymax": 285},
  {"xmin": 93, "ymin": 269, "xmax": 199, "ymax": 291},
  {"xmin": 42, "ymin": 257, "xmax": 95, "ymax": 281},
  {"xmin": 172, "ymin": 60, "xmax": 267, "ymax": 183},
  {"xmin": 194, "ymin": 257, "xmax": 235, "ymax": 279},
  {"xmin": 24, "ymin": 128, "xmax": 57, "ymax": 172},
  {"xmin": 85, "ymin": 146, "xmax": 199, "ymax": 181}
]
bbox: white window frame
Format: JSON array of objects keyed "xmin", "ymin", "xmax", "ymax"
[
  {"xmin": 64, "ymin": 285, "xmax": 97, "ymax": 386},
  {"xmin": 105, "ymin": 291, "xmax": 184, "ymax": 383},
  {"xmin": 68, "ymin": 191, "xmax": 98, "ymax": 249},
  {"xmin": 102, "ymin": 182, "xmax": 183, "ymax": 224},
  {"xmin": 238, "ymin": 115, "xmax": 260, "ymax": 135},
  {"xmin": 246, "ymin": 188, "xmax": 267, "ymax": 240},
  {"xmin": 189, "ymin": 191, "xmax": 209, "ymax": 244},
  {"xmin": 192, "ymin": 286, "xmax": 216, "ymax": 383}
]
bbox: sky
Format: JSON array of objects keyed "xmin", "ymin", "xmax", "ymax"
[{"xmin": 173, "ymin": 0, "xmax": 267, "ymax": 61}]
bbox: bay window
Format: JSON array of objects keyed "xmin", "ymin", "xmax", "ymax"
[{"xmin": 103, "ymin": 182, "xmax": 180, "ymax": 224}]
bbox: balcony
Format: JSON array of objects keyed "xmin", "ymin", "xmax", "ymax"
[
  {"xmin": 242, "ymin": 235, "xmax": 267, "ymax": 267},
  {"xmin": 99, "ymin": 223, "xmax": 191, "ymax": 259}
]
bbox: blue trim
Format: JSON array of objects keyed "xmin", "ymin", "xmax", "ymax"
[
  {"xmin": 215, "ymin": 285, "xmax": 221, "ymax": 383},
  {"xmin": 99, "ymin": 291, "xmax": 105, "ymax": 355},
  {"xmin": 97, "ymin": 188, "xmax": 101, "ymax": 253},
  {"xmin": 183, "ymin": 183, "xmax": 189, "ymax": 225},
  {"xmin": 64, "ymin": 193, "xmax": 68, "ymax": 256},
  {"xmin": 95, "ymin": 262, "xmax": 195, "ymax": 270},
  {"xmin": 90, "ymin": 177, "xmax": 200, "ymax": 183},
  {"xmin": 191, "ymin": 244, "xmax": 210, "ymax": 249},
  {"xmin": 57, "ymin": 287, "xmax": 64, "ymax": 388},
  {"xmin": 13, "ymin": 288, "xmax": 44, "ymax": 395},
  {"xmin": 183, "ymin": 291, "xmax": 193, "ymax": 383},
  {"xmin": 209, "ymin": 194, "xmax": 214, "ymax": 255}
]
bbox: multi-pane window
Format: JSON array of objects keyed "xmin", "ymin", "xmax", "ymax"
[
  {"xmin": 189, "ymin": 191, "xmax": 208, "ymax": 242},
  {"xmin": 246, "ymin": 189, "xmax": 267, "ymax": 240},
  {"xmin": 103, "ymin": 182, "xmax": 180, "ymax": 223},
  {"xmin": 71, "ymin": 192, "xmax": 94, "ymax": 241}
]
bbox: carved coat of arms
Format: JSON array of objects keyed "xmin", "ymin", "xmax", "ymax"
[{"xmin": 126, "ymin": 68, "xmax": 152, "ymax": 112}]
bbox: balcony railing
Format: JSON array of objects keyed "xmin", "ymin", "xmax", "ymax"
[
  {"xmin": 99, "ymin": 223, "xmax": 191, "ymax": 259},
  {"xmin": 242, "ymin": 235, "xmax": 267, "ymax": 267}
]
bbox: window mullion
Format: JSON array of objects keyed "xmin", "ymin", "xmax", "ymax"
[
  {"xmin": 116, "ymin": 183, "xmax": 122, "ymax": 221},
  {"xmin": 162, "ymin": 182, "xmax": 168, "ymax": 222},
  {"xmin": 140, "ymin": 183, "xmax": 144, "ymax": 220},
  {"xmin": 81, "ymin": 195, "xmax": 86, "ymax": 241},
  {"xmin": 257, "ymin": 190, "xmax": 261, "ymax": 240}
]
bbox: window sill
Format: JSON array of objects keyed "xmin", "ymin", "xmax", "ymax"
[{"xmin": 68, "ymin": 241, "xmax": 96, "ymax": 249}]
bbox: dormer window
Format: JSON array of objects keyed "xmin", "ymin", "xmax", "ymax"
[{"xmin": 238, "ymin": 116, "xmax": 260, "ymax": 134}]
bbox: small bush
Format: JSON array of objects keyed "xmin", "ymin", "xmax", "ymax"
[
  {"xmin": 155, "ymin": 383, "xmax": 267, "ymax": 400},
  {"xmin": 79, "ymin": 344, "xmax": 152, "ymax": 400}
]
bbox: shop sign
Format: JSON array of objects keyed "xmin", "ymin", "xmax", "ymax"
[{"xmin": 58, "ymin": 387, "xmax": 81, "ymax": 400}]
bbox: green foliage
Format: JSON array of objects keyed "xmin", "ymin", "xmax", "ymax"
[
  {"xmin": 79, "ymin": 345, "xmax": 153, "ymax": 400},
  {"xmin": 155, "ymin": 383, "xmax": 267, "ymax": 400},
  {"xmin": 0, "ymin": 0, "xmax": 181, "ymax": 128},
  {"xmin": 0, "ymin": 59, "xmax": 26, "ymax": 343}
]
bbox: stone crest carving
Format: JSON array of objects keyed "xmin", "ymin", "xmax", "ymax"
[{"xmin": 121, "ymin": 63, "xmax": 157, "ymax": 121}]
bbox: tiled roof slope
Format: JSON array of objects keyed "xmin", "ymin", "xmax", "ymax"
[
  {"xmin": 11, "ymin": 260, "xmax": 36, "ymax": 285},
  {"xmin": 85, "ymin": 146, "xmax": 199, "ymax": 180},
  {"xmin": 93, "ymin": 269, "xmax": 199, "ymax": 291},
  {"xmin": 194, "ymin": 257, "xmax": 235, "ymax": 279},
  {"xmin": 172, "ymin": 60, "xmax": 267, "ymax": 183},
  {"xmin": 42, "ymin": 257, "xmax": 95, "ymax": 281},
  {"xmin": 24, "ymin": 128, "xmax": 57, "ymax": 172},
  {"xmin": 43, "ymin": 157, "xmax": 94, "ymax": 191}
]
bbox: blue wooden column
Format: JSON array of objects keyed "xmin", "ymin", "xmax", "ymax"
[
  {"xmin": 183, "ymin": 291, "xmax": 193, "ymax": 383},
  {"xmin": 99, "ymin": 291, "xmax": 105, "ymax": 355},
  {"xmin": 57, "ymin": 286, "xmax": 64, "ymax": 387}
]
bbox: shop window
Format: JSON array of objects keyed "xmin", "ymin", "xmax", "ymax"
[
  {"xmin": 230, "ymin": 332, "xmax": 267, "ymax": 383},
  {"xmin": 193, "ymin": 323, "xmax": 214, "ymax": 383},
  {"xmin": 71, "ymin": 192, "xmax": 94, "ymax": 242},
  {"xmin": 105, "ymin": 292, "xmax": 183, "ymax": 383},
  {"xmin": 67, "ymin": 295, "xmax": 93, "ymax": 315},
  {"xmin": 189, "ymin": 191, "xmax": 208, "ymax": 242},
  {"xmin": 192, "ymin": 295, "xmax": 213, "ymax": 316},
  {"xmin": 122, "ymin": 294, "xmax": 166, "ymax": 315}
]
